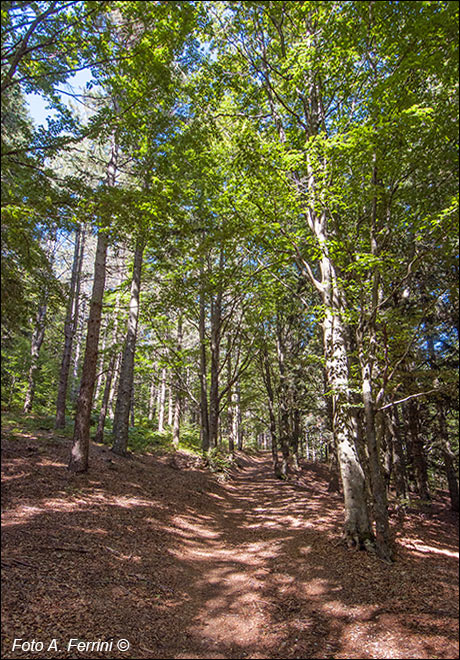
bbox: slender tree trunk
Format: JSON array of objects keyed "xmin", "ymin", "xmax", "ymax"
[
  {"xmin": 94, "ymin": 283, "xmax": 122, "ymax": 444},
  {"xmin": 172, "ymin": 316, "xmax": 183, "ymax": 449},
  {"xmin": 95, "ymin": 352, "xmax": 117, "ymax": 444},
  {"xmin": 276, "ymin": 320, "xmax": 290, "ymax": 478},
  {"xmin": 172, "ymin": 391, "xmax": 181, "ymax": 449},
  {"xmin": 68, "ymin": 133, "xmax": 118, "ymax": 473},
  {"xmin": 107, "ymin": 352, "xmax": 121, "ymax": 419},
  {"xmin": 94, "ymin": 318, "xmax": 108, "ymax": 404},
  {"xmin": 225, "ymin": 337, "xmax": 236, "ymax": 454},
  {"xmin": 208, "ymin": 289, "xmax": 222, "ymax": 448},
  {"xmin": 157, "ymin": 367, "xmax": 167, "ymax": 433},
  {"xmin": 291, "ymin": 406, "xmax": 301, "ymax": 471},
  {"xmin": 148, "ymin": 378, "xmax": 156, "ymax": 422},
  {"xmin": 407, "ymin": 400, "xmax": 430, "ymax": 500},
  {"xmin": 235, "ymin": 382, "xmax": 243, "ymax": 450},
  {"xmin": 70, "ymin": 297, "xmax": 86, "ymax": 403},
  {"xmin": 381, "ymin": 419, "xmax": 393, "ymax": 491},
  {"xmin": 227, "ymin": 353, "xmax": 234, "ymax": 455},
  {"xmin": 167, "ymin": 385, "xmax": 173, "ymax": 427},
  {"xmin": 69, "ymin": 230, "xmax": 109, "ymax": 471},
  {"xmin": 23, "ymin": 302, "xmax": 47, "ymax": 413},
  {"xmin": 55, "ymin": 225, "xmax": 85, "ymax": 428},
  {"xmin": 359, "ymin": 336, "xmax": 393, "ymax": 561},
  {"xmin": 387, "ymin": 405, "xmax": 407, "ymax": 498},
  {"xmin": 112, "ymin": 240, "xmax": 144, "ymax": 456},
  {"xmin": 199, "ymin": 270, "xmax": 210, "ymax": 452}
]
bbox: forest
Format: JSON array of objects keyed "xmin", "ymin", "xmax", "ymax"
[{"xmin": 1, "ymin": 1, "xmax": 459, "ymax": 659}]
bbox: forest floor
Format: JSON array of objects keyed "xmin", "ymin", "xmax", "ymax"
[{"xmin": 1, "ymin": 422, "xmax": 459, "ymax": 659}]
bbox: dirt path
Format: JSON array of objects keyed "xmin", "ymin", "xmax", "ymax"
[{"xmin": 2, "ymin": 431, "xmax": 459, "ymax": 659}]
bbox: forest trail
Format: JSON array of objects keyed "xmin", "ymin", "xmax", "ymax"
[{"xmin": 2, "ymin": 427, "xmax": 459, "ymax": 660}]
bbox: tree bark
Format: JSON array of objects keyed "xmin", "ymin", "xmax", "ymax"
[
  {"xmin": 112, "ymin": 240, "xmax": 144, "ymax": 456},
  {"xmin": 68, "ymin": 133, "xmax": 118, "ymax": 472},
  {"xmin": 95, "ymin": 351, "xmax": 117, "ymax": 444},
  {"xmin": 148, "ymin": 378, "xmax": 156, "ymax": 422},
  {"xmin": 55, "ymin": 225, "xmax": 85, "ymax": 428},
  {"xmin": 209, "ymin": 285, "xmax": 223, "ymax": 449},
  {"xmin": 276, "ymin": 319, "xmax": 290, "ymax": 478},
  {"xmin": 130, "ymin": 383, "xmax": 135, "ymax": 428},
  {"xmin": 23, "ymin": 302, "xmax": 47, "ymax": 413},
  {"xmin": 69, "ymin": 230, "xmax": 109, "ymax": 472},
  {"xmin": 199, "ymin": 268, "xmax": 210, "ymax": 452},
  {"xmin": 407, "ymin": 400, "xmax": 430, "ymax": 500},
  {"xmin": 157, "ymin": 366, "xmax": 167, "ymax": 433},
  {"xmin": 70, "ymin": 296, "xmax": 86, "ymax": 403},
  {"xmin": 107, "ymin": 352, "xmax": 121, "ymax": 419},
  {"xmin": 359, "ymin": 337, "xmax": 393, "ymax": 561},
  {"xmin": 94, "ymin": 282, "xmax": 122, "ymax": 444},
  {"xmin": 235, "ymin": 382, "xmax": 243, "ymax": 450},
  {"xmin": 322, "ymin": 299, "xmax": 373, "ymax": 549},
  {"xmin": 291, "ymin": 405, "xmax": 301, "ymax": 472},
  {"xmin": 387, "ymin": 405, "xmax": 407, "ymax": 498},
  {"xmin": 94, "ymin": 317, "xmax": 108, "ymax": 404},
  {"xmin": 227, "ymin": 343, "xmax": 235, "ymax": 454},
  {"xmin": 172, "ymin": 316, "xmax": 183, "ymax": 449}
]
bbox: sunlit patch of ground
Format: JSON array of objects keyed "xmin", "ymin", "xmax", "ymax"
[{"xmin": 1, "ymin": 429, "xmax": 458, "ymax": 659}]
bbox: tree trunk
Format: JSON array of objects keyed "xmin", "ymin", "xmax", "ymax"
[
  {"xmin": 112, "ymin": 240, "xmax": 144, "ymax": 456},
  {"xmin": 226, "ymin": 339, "xmax": 235, "ymax": 454},
  {"xmin": 359, "ymin": 340, "xmax": 393, "ymax": 561},
  {"xmin": 387, "ymin": 405, "xmax": 407, "ymax": 498},
  {"xmin": 381, "ymin": 419, "xmax": 393, "ymax": 491},
  {"xmin": 322, "ymin": 300, "xmax": 373, "ymax": 550},
  {"xmin": 291, "ymin": 406, "xmax": 301, "ymax": 472},
  {"xmin": 130, "ymin": 383, "xmax": 135, "ymax": 428},
  {"xmin": 94, "ymin": 283, "xmax": 122, "ymax": 444},
  {"xmin": 69, "ymin": 230, "xmax": 109, "ymax": 471},
  {"xmin": 167, "ymin": 385, "xmax": 173, "ymax": 427},
  {"xmin": 199, "ymin": 270, "xmax": 210, "ymax": 452},
  {"xmin": 276, "ymin": 320, "xmax": 290, "ymax": 478},
  {"xmin": 107, "ymin": 352, "xmax": 121, "ymax": 419},
  {"xmin": 94, "ymin": 318, "xmax": 108, "ymax": 404},
  {"xmin": 148, "ymin": 378, "xmax": 156, "ymax": 422},
  {"xmin": 23, "ymin": 302, "xmax": 47, "ymax": 413},
  {"xmin": 55, "ymin": 225, "xmax": 85, "ymax": 428},
  {"xmin": 407, "ymin": 400, "xmax": 430, "ymax": 500},
  {"xmin": 68, "ymin": 133, "xmax": 118, "ymax": 472},
  {"xmin": 157, "ymin": 367, "xmax": 167, "ymax": 433},
  {"xmin": 208, "ymin": 289, "xmax": 222, "ymax": 449},
  {"xmin": 95, "ymin": 351, "xmax": 117, "ymax": 444},
  {"xmin": 172, "ymin": 392, "xmax": 181, "ymax": 449},
  {"xmin": 235, "ymin": 382, "xmax": 243, "ymax": 450},
  {"xmin": 172, "ymin": 316, "xmax": 183, "ymax": 449},
  {"xmin": 70, "ymin": 297, "xmax": 86, "ymax": 403}
]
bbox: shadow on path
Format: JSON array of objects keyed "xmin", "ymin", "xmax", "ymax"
[{"xmin": 2, "ymin": 435, "xmax": 458, "ymax": 659}]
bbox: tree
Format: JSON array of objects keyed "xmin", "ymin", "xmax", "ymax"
[
  {"xmin": 68, "ymin": 130, "xmax": 118, "ymax": 472},
  {"xmin": 112, "ymin": 238, "xmax": 144, "ymax": 455}
]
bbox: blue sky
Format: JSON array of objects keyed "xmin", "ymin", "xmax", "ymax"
[{"xmin": 25, "ymin": 68, "xmax": 93, "ymax": 125}]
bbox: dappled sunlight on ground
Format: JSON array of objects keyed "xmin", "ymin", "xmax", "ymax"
[{"xmin": 1, "ymin": 428, "xmax": 458, "ymax": 659}]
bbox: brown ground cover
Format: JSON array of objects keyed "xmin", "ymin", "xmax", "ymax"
[{"xmin": 1, "ymin": 424, "xmax": 458, "ymax": 659}]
